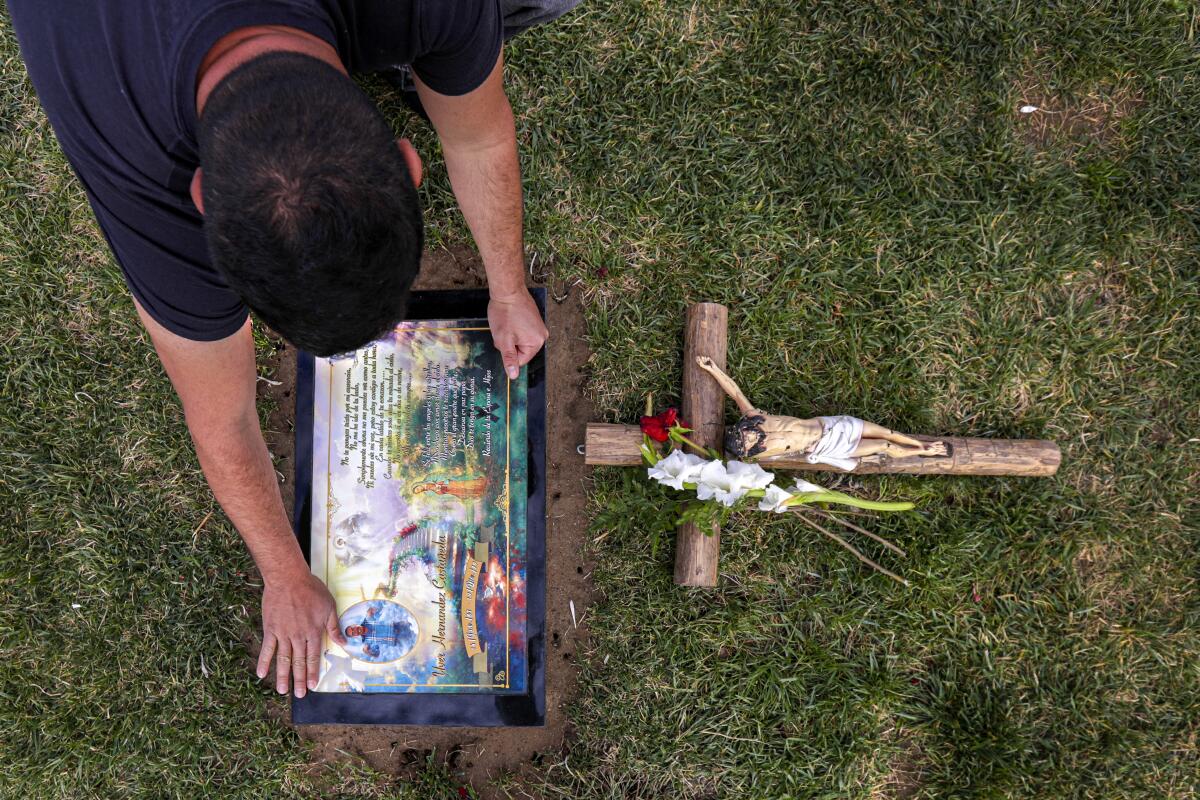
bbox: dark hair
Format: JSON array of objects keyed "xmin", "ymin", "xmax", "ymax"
[{"xmin": 197, "ymin": 52, "xmax": 422, "ymax": 356}]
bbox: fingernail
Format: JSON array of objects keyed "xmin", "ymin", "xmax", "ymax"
[
  {"xmin": 308, "ymin": 679, "xmax": 318, "ymax": 689},
  {"xmin": 506, "ymin": 366, "xmax": 519, "ymax": 380},
  {"xmin": 277, "ymin": 685, "xmax": 286, "ymax": 694},
  {"xmin": 256, "ymin": 669, "xmax": 265, "ymax": 679},
  {"xmin": 296, "ymin": 688, "xmax": 305, "ymax": 698}
]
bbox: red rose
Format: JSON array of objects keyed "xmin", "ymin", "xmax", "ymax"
[
  {"xmin": 640, "ymin": 415, "xmax": 669, "ymax": 442},
  {"xmin": 639, "ymin": 408, "xmax": 682, "ymax": 442}
]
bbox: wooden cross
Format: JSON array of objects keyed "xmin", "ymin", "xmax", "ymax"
[{"xmin": 583, "ymin": 303, "xmax": 1061, "ymax": 587}]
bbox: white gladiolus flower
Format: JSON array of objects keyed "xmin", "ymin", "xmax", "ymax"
[
  {"xmin": 757, "ymin": 484, "xmax": 794, "ymax": 512},
  {"xmin": 694, "ymin": 460, "xmax": 740, "ymax": 506},
  {"xmin": 726, "ymin": 460, "xmax": 775, "ymax": 490},
  {"xmin": 695, "ymin": 459, "xmax": 775, "ymax": 507},
  {"xmin": 646, "ymin": 449, "xmax": 708, "ymax": 490},
  {"xmin": 792, "ymin": 478, "xmax": 824, "ymax": 494}
]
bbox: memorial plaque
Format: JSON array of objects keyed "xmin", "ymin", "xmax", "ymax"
[{"xmin": 292, "ymin": 290, "xmax": 545, "ymax": 726}]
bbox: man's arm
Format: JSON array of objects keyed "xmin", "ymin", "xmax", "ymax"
[
  {"xmin": 133, "ymin": 302, "xmax": 345, "ymax": 698},
  {"xmin": 414, "ymin": 51, "xmax": 548, "ymax": 377}
]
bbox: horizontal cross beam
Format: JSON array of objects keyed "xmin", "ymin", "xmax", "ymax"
[{"xmin": 584, "ymin": 423, "xmax": 1061, "ymax": 477}]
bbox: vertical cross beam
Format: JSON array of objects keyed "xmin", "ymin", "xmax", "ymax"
[{"xmin": 674, "ymin": 303, "xmax": 728, "ymax": 586}]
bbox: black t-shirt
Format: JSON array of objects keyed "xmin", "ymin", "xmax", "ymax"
[{"xmin": 10, "ymin": 0, "xmax": 501, "ymax": 341}]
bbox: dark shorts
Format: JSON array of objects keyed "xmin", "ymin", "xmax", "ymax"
[{"xmin": 500, "ymin": 0, "xmax": 583, "ymax": 38}]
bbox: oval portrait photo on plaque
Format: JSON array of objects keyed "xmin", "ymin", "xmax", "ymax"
[{"xmin": 339, "ymin": 599, "xmax": 419, "ymax": 663}]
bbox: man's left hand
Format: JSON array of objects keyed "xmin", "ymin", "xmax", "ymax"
[{"xmin": 488, "ymin": 290, "xmax": 547, "ymax": 379}]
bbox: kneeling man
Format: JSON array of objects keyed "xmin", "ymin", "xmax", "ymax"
[{"xmin": 11, "ymin": 0, "xmax": 576, "ymax": 698}]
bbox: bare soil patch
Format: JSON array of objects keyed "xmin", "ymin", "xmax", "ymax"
[
  {"xmin": 874, "ymin": 736, "xmax": 925, "ymax": 800},
  {"xmin": 256, "ymin": 246, "xmax": 596, "ymax": 795},
  {"xmin": 1014, "ymin": 78, "xmax": 1142, "ymax": 153}
]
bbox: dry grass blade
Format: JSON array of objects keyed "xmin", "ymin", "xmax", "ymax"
[
  {"xmin": 794, "ymin": 512, "xmax": 910, "ymax": 587},
  {"xmin": 810, "ymin": 508, "xmax": 907, "ymax": 558}
]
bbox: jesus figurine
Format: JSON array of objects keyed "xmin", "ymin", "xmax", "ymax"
[{"xmin": 695, "ymin": 356, "xmax": 948, "ymax": 470}]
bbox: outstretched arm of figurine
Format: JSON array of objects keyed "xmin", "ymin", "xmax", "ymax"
[
  {"xmin": 134, "ymin": 302, "xmax": 347, "ymax": 698},
  {"xmin": 695, "ymin": 356, "xmax": 758, "ymax": 415},
  {"xmin": 696, "ymin": 356, "xmax": 947, "ymax": 463}
]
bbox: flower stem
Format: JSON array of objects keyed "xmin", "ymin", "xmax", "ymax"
[
  {"xmin": 789, "ymin": 491, "xmax": 913, "ymax": 512},
  {"xmin": 673, "ymin": 432, "xmax": 720, "ymax": 460},
  {"xmin": 641, "ymin": 435, "xmax": 660, "ymax": 466}
]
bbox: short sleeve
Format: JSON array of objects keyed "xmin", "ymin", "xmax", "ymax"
[
  {"xmin": 172, "ymin": 1, "xmax": 339, "ymax": 141},
  {"xmin": 87, "ymin": 191, "xmax": 249, "ymax": 341},
  {"xmin": 411, "ymin": 0, "xmax": 503, "ymax": 96}
]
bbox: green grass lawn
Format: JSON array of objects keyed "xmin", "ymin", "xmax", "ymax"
[{"xmin": 2, "ymin": 1, "xmax": 1198, "ymax": 798}]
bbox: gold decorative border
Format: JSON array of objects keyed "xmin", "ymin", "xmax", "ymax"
[{"xmin": 318, "ymin": 324, "xmax": 518, "ymax": 691}]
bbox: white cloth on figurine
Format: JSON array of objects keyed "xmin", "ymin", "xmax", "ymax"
[{"xmin": 807, "ymin": 415, "xmax": 865, "ymax": 471}]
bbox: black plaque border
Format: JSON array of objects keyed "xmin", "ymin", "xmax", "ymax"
[{"xmin": 291, "ymin": 288, "xmax": 546, "ymax": 726}]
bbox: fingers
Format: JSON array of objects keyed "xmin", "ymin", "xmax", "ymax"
[
  {"xmin": 306, "ymin": 636, "xmax": 321, "ymax": 692},
  {"xmin": 327, "ymin": 610, "xmax": 348, "ymax": 648},
  {"xmin": 489, "ymin": 293, "xmax": 548, "ymax": 379},
  {"xmin": 499, "ymin": 335, "xmax": 547, "ymax": 378},
  {"xmin": 262, "ymin": 632, "xmax": 332, "ymax": 697},
  {"xmin": 291, "ymin": 638, "xmax": 307, "ymax": 698},
  {"xmin": 274, "ymin": 638, "xmax": 292, "ymax": 695},
  {"xmin": 256, "ymin": 632, "xmax": 276, "ymax": 681},
  {"xmin": 513, "ymin": 339, "xmax": 543, "ymax": 366},
  {"xmin": 500, "ymin": 346, "xmax": 521, "ymax": 380}
]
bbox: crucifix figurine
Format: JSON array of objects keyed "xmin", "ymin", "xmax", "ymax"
[
  {"xmin": 694, "ymin": 356, "xmax": 948, "ymax": 470},
  {"xmin": 583, "ymin": 303, "xmax": 1060, "ymax": 586}
]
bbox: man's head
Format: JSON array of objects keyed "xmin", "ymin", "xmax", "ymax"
[
  {"xmin": 197, "ymin": 51, "xmax": 422, "ymax": 356},
  {"xmin": 345, "ymin": 624, "xmax": 367, "ymax": 637}
]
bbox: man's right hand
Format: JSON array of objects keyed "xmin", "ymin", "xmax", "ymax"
[
  {"xmin": 257, "ymin": 570, "xmax": 348, "ymax": 698},
  {"xmin": 131, "ymin": 304, "xmax": 350, "ymax": 700}
]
